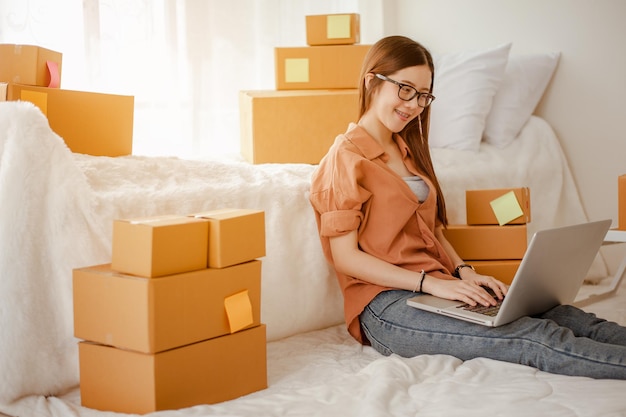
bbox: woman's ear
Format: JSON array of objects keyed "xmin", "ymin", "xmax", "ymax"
[{"xmin": 364, "ymin": 72, "xmax": 375, "ymax": 90}]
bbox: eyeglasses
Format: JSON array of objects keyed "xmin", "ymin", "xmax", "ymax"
[{"xmin": 375, "ymin": 73, "xmax": 435, "ymax": 108}]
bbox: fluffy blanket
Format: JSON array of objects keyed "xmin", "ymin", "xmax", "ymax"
[
  {"xmin": 0, "ymin": 101, "xmax": 606, "ymax": 409},
  {"xmin": 0, "ymin": 101, "xmax": 341, "ymax": 403},
  {"xmin": 4, "ymin": 317, "xmax": 626, "ymax": 417}
]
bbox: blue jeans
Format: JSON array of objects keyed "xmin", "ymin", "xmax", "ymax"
[{"xmin": 359, "ymin": 290, "xmax": 626, "ymax": 379}]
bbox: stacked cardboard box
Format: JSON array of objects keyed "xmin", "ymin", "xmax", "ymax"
[
  {"xmin": 240, "ymin": 13, "xmax": 369, "ymax": 164},
  {"xmin": 0, "ymin": 43, "xmax": 134, "ymax": 156},
  {"xmin": 617, "ymin": 174, "xmax": 626, "ymax": 230},
  {"xmin": 0, "ymin": 44, "xmax": 62, "ymax": 87},
  {"xmin": 73, "ymin": 210, "xmax": 267, "ymax": 414},
  {"xmin": 443, "ymin": 188, "xmax": 531, "ymax": 285}
]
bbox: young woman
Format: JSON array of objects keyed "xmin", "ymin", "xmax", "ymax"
[{"xmin": 309, "ymin": 35, "xmax": 626, "ymax": 379}]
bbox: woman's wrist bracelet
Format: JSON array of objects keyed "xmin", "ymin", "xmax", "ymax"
[
  {"xmin": 453, "ymin": 263, "xmax": 475, "ymax": 278},
  {"xmin": 413, "ymin": 270, "xmax": 423, "ymax": 292},
  {"xmin": 414, "ymin": 269, "xmax": 427, "ymax": 293}
]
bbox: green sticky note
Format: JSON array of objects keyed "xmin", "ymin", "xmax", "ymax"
[
  {"xmin": 489, "ymin": 191, "xmax": 524, "ymax": 226},
  {"xmin": 224, "ymin": 290, "xmax": 254, "ymax": 333},
  {"xmin": 285, "ymin": 58, "xmax": 309, "ymax": 83},
  {"xmin": 327, "ymin": 14, "xmax": 351, "ymax": 39}
]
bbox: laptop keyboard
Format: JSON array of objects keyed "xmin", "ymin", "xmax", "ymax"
[{"xmin": 457, "ymin": 299, "xmax": 504, "ymax": 317}]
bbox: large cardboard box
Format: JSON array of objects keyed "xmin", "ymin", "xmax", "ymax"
[
  {"xmin": 73, "ymin": 261, "xmax": 262, "ymax": 353},
  {"xmin": 306, "ymin": 14, "xmax": 360, "ymax": 46},
  {"xmin": 466, "ymin": 187, "xmax": 531, "ymax": 225},
  {"xmin": 79, "ymin": 324, "xmax": 267, "ymax": 414},
  {"xmin": 111, "ymin": 215, "xmax": 209, "ymax": 277},
  {"xmin": 192, "ymin": 209, "xmax": 266, "ymax": 268},
  {"xmin": 442, "ymin": 224, "xmax": 527, "ymax": 260},
  {"xmin": 0, "ymin": 44, "xmax": 62, "ymax": 87},
  {"xmin": 240, "ymin": 89, "xmax": 358, "ymax": 164},
  {"xmin": 275, "ymin": 44, "xmax": 370, "ymax": 90},
  {"xmin": 472, "ymin": 260, "xmax": 522, "ymax": 286},
  {"xmin": 617, "ymin": 174, "xmax": 626, "ymax": 230},
  {"xmin": 7, "ymin": 83, "xmax": 133, "ymax": 156}
]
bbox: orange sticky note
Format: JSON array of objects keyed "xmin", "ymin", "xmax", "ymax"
[
  {"xmin": 285, "ymin": 58, "xmax": 309, "ymax": 82},
  {"xmin": 224, "ymin": 290, "xmax": 254, "ymax": 333},
  {"xmin": 20, "ymin": 90, "xmax": 48, "ymax": 116},
  {"xmin": 327, "ymin": 14, "xmax": 351, "ymax": 39},
  {"xmin": 489, "ymin": 191, "xmax": 524, "ymax": 226},
  {"xmin": 46, "ymin": 60, "xmax": 60, "ymax": 88}
]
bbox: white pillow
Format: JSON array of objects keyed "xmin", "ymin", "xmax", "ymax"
[
  {"xmin": 483, "ymin": 52, "xmax": 560, "ymax": 148},
  {"xmin": 428, "ymin": 43, "xmax": 511, "ymax": 151}
]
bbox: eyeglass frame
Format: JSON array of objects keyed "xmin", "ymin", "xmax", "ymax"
[{"xmin": 374, "ymin": 73, "xmax": 436, "ymax": 108}]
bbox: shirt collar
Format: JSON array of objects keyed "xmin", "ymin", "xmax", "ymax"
[
  {"xmin": 394, "ymin": 134, "xmax": 412, "ymax": 160},
  {"xmin": 344, "ymin": 123, "xmax": 418, "ymax": 175},
  {"xmin": 344, "ymin": 123, "xmax": 385, "ymax": 160}
]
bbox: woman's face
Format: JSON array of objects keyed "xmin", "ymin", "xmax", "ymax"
[{"xmin": 365, "ymin": 65, "xmax": 432, "ymax": 134}]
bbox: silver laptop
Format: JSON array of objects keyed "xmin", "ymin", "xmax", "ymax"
[{"xmin": 406, "ymin": 220, "xmax": 611, "ymax": 327}]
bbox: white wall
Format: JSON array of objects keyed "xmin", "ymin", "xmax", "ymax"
[{"xmin": 386, "ymin": 0, "xmax": 626, "ymax": 272}]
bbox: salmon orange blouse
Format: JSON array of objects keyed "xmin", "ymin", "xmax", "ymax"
[{"xmin": 309, "ymin": 123, "xmax": 456, "ymax": 343}]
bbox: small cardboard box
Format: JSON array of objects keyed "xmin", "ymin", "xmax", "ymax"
[
  {"xmin": 442, "ymin": 224, "xmax": 527, "ymax": 260},
  {"xmin": 617, "ymin": 174, "xmax": 626, "ymax": 230},
  {"xmin": 192, "ymin": 209, "xmax": 265, "ymax": 268},
  {"xmin": 0, "ymin": 44, "xmax": 62, "ymax": 87},
  {"xmin": 7, "ymin": 83, "xmax": 134, "ymax": 156},
  {"xmin": 79, "ymin": 324, "xmax": 267, "ymax": 414},
  {"xmin": 306, "ymin": 14, "xmax": 360, "ymax": 46},
  {"xmin": 240, "ymin": 89, "xmax": 358, "ymax": 164},
  {"xmin": 466, "ymin": 187, "xmax": 531, "ymax": 225},
  {"xmin": 73, "ymin": 261, "xmax": 262, "ymax": 353},
  {"xmin": 275, "ymin": 44, "xmax": 370, "ymax": 90},
  {"xmin": 111, "ymin": 215, "xmax": 209, "ymax": 277},
  {"xmin": 472, "ymin": 260, "xmax": 522, "ymax": 286}
]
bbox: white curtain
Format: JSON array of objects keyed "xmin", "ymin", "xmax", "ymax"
[{"xmin": 0, "ymin": 0, "xmax": 385, "ymax": 158}]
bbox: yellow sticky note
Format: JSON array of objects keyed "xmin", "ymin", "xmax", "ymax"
[
  {"xmin": 20, "ymin": 90, "xmax": 48, "ymax": 116},
  {"xmin": 327, "ymin": 15, "xmax": 351, "ymax": 39},
  {"xmin": 285, "ymin": 58, "xmax": 309, "ymax": 83},
  {"xmin": 489, "ymin": 191, "xmax": 524, "ymax": 226},
  {"xmin": 224, "ymin": 290, "xmax": 254, "ymax": 333}
]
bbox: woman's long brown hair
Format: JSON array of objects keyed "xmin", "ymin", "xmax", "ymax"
[{"xmin": 358, "ymin": 35, "xmax": 448, "ymax": 226}]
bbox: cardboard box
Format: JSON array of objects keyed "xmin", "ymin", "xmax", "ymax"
[
  {"xmin": 472, "ymin": 260, "xmax": 522, "ymax": 286},
  {"xmin": 7, "ymin": 83, "xmax": 134, "ymax": 156},
  {"xmin": 0, "ymin": 44, "xmax": 62, "ymax": 87},
  {"xmin": 275, "ymin": 44, "xmax": 370, "ymax": 90},
  {"xmin": 0, "ymin": 82, "xmax": 6, "ymax": 101},
  {"xmin": 192, "ymin": 209, "xmax": 266, "ymax": 268},
  {"xmin": 111, "ymin": 215, "xmax": 209, "ymax": 277},
  {"xmin": 617, "ymin": 174, "xmax": 626, "ymax": 230},
  {"xmin": 466, "ymin": 187, "xmax": 531, "ymax": 225},
  {"xmin": 442, "ymin": 224, "xmax": 527, "ymax": 260},
  {"xmin": 73, "ymin": 261, "xmax": 262, "ymax": 353},
  {"xmin": 306, "ymin": 14, "xmax": 360, "ymax": 46},
  {"xmin": 79, "ymin": 324, "xmax": 267, "ymax": 414},
  {"xmin": 240, "ymin": 89, "xmax": 358, "ymax": 164}
]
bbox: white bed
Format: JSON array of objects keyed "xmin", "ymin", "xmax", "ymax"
[{"xmin": 1, "ymin": 43, "xmax": 626, "ymax": 416}]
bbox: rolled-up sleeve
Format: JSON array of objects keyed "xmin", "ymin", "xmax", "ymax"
[
  {"xmin": 319, "ymin": 209, "xmax": 362, "ymax": 237},
  {"xmin": 309, "ymin": 185, "xmax": 369, "ymax": 237},
  {"xmin": 309, "ymin": 146, "xmax": 371, "ymax": 238}
]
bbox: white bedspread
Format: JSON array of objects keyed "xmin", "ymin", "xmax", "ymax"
[
  {"xmin": 0, "ymin": 101, "xmax": 621, "ymax": 416},
  {"xmin": 4, "ymin": 315, "xmax": 626, "ymax": 417}
]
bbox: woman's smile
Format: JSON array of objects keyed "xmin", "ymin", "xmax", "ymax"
[{"xmin": 395, "ymin": 108, "xmax": 412, "ymax": 122}]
